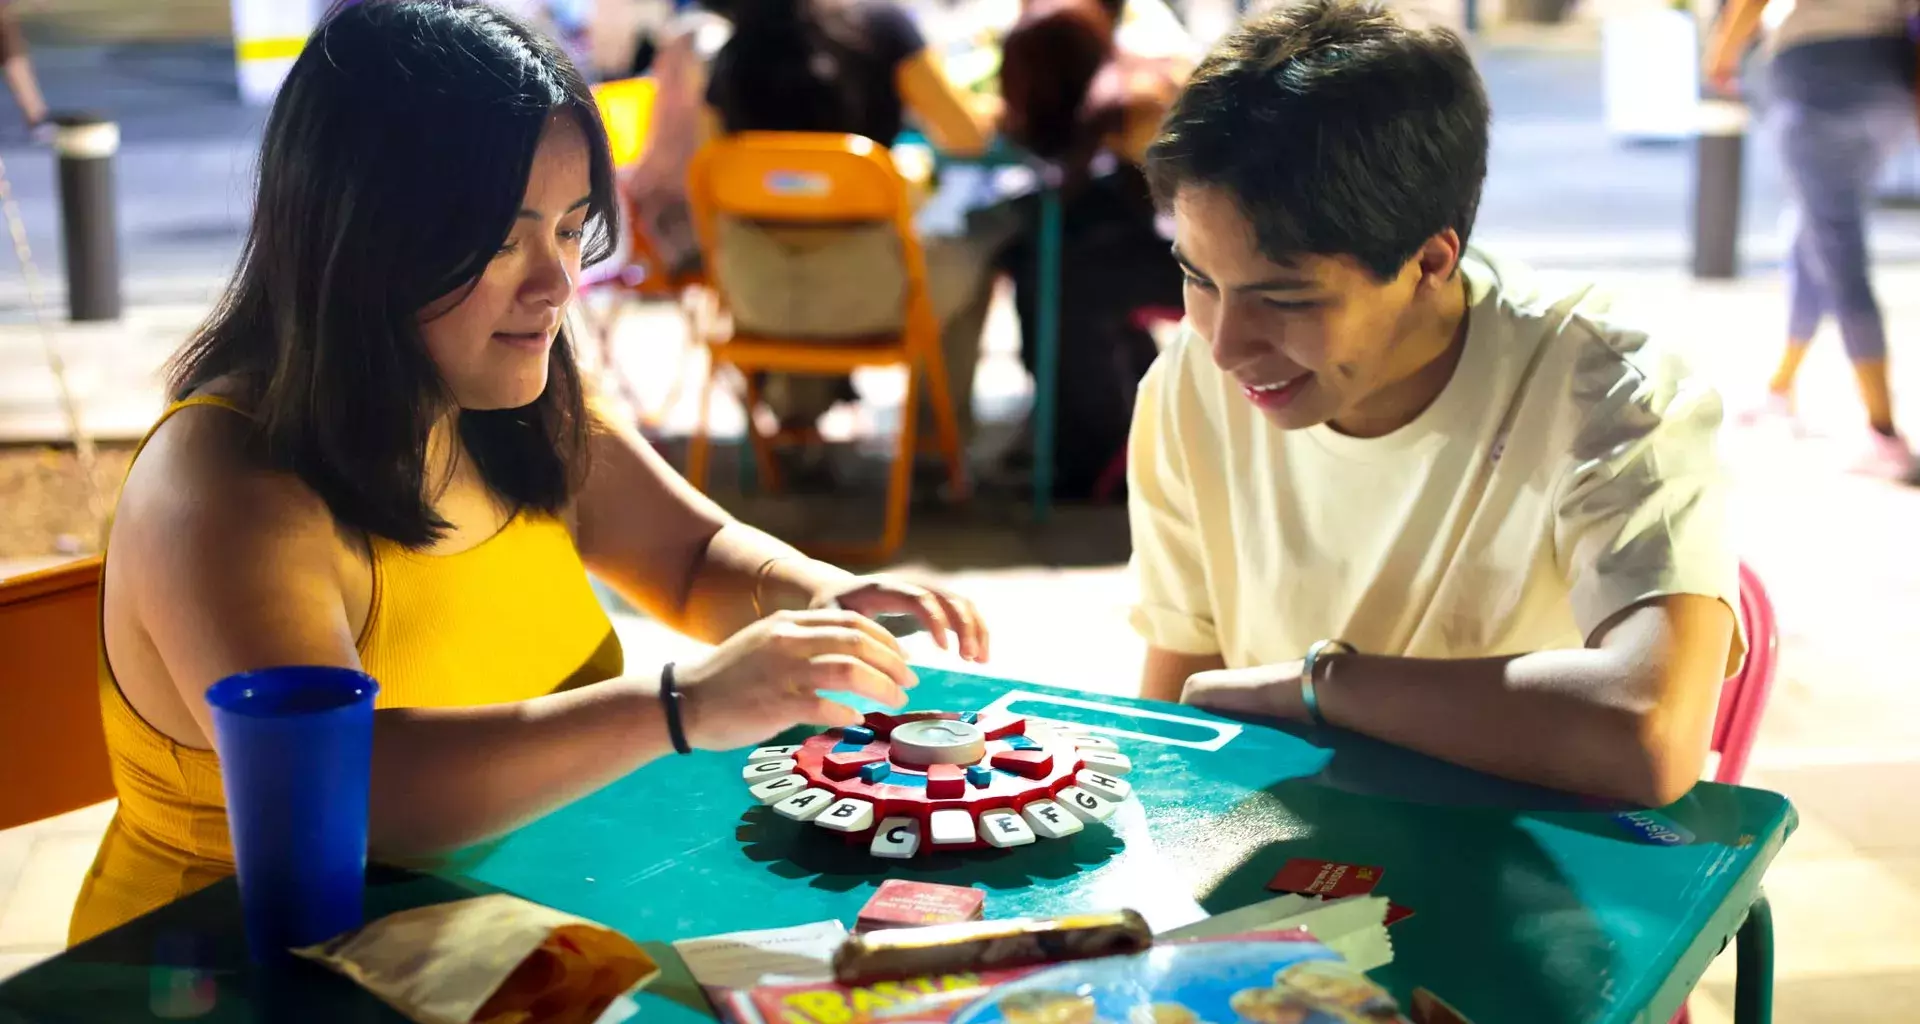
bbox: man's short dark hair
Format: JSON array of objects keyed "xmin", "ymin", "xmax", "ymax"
[{"xmin": 1146, "ymin": 0, "xmax": 1490, "ymax": 281}]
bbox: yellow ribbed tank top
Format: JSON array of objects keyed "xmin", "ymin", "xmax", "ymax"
[{"xmin": 68, "ymin": 396, "xmax": 624, "ymax": 944}]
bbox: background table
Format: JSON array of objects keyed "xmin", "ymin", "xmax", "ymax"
[
  {"xmin": 0, "ymin": 670, "xmax": 1794, "ymax": 1024},
  {"xmin": 907, "ymin": 134, "xmax": 1064, "ymax": 523}
]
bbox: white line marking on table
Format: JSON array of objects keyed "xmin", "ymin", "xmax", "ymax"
[{"xmin": 979, "ymin": 690, "xmax": 1243, "ymax": 752}]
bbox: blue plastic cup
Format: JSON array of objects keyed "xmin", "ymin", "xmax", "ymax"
[{"xmin": 205, "ymin": 666, "xmax": 379, "ymax": 964}]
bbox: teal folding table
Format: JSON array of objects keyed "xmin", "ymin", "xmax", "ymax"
[{"xmin": 0, "ymin": 669, "xmax": 1792, "ymax": 1024}]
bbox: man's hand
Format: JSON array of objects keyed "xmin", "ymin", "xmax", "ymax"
[
  {"xmin": 1180, "ymin": 661, "xmax": 1308, "ymax": 720},
  {"xmin": 1140, "ymin": 647, "xmax": 1226, "ymax": 704},
  {"xmin": 1172, "ymin": 596, "xmax": 1733, "ymax": 805}
]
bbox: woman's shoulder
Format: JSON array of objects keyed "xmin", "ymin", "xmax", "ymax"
[{"xmin": 117, "ymin": 383, "xmax": 344, "ymax": 560}]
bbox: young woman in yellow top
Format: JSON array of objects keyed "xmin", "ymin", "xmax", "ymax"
[{"xmin": 70, "ymin": 0, "xmax": 988, "ymax": 945}]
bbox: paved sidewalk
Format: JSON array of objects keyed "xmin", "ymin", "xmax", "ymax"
[{"xmin": 4, "ymin": 39, "xmax": 1919, "ymax": 440}]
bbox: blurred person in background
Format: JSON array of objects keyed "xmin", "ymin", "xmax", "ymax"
[
  {"xmin": 994, "ymin": 0, "xmax": 1190, "ymax": 499},
  {"xmin": 622, "ymin": 0, "xmax": 730, "ymax": 279},
  {"xmin": 703, "ymin": 0, "xmax": 1004, "ymax": 478},
  {"xmin": 1707, "ymin": 0, "xmax": 1919, "ymax": 480},
  {"xmin": 0, "ymin": 0, "xmax": 49, "ymax": 137}
]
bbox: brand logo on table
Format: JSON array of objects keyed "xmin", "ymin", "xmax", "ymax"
[{"xmin": 1612, "ymin": 809, "xmax": 1696, "ymax": 846}]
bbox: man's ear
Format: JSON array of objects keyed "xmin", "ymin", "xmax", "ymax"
[{"xmin": 1414, "ymin": 229, "xmax": 1463, "ymax": 289}]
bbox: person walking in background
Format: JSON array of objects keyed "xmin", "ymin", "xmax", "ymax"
[
  {"xmin": 622, "ymin": 0, "xmax": 730, "ymax": 280},
  {"xmin": 0, "ymin": 0, "xmax": 50, "ymax": 137},
  {"xmin": 1707, "ymin": 0, "xmax": 1920, "ymax": 480}
]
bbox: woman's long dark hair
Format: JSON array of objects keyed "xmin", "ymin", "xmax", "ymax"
[
  {"xmin": 706, "ymin": 0, "xmax": 872, "ymax": 134},
  {"xmin": 167, "ymin": 0, "xmax": 619, "ymax": 548}
]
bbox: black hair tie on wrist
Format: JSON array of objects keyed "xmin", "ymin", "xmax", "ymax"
[{"xmin": 660, "ymin": 662, "xmax": 692, "ymax": 755}]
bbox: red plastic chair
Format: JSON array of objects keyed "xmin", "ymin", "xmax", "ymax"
[
  {"xmin": 1673, "ymin": 562, "xmax": 1779, "ymax": 1024},
  {"xmin": 1710, "ymin": 563, "xmax": 1778, "ymax": 785}
]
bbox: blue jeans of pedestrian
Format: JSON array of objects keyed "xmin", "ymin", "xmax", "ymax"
[{"xmin": 1767, "ymin": 36, "xmax": 1917, "ymax": 362}]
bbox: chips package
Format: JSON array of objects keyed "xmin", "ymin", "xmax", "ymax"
[
  {"xmin": 723, "ymin": 928, "xmax": 1410, "ymax": 1024},
  {"xmin": 943, "ymin": 933, "xmax": 1409, "ymax": 1024},
  {"xmin": 295, "ymin": 894, "xmax": 659, "ymax": 1024}
]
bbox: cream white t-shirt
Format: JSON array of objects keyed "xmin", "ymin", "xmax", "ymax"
[{"xmin": 1127, "ymin": 250, "xmax": 1745, "ymax": 675}]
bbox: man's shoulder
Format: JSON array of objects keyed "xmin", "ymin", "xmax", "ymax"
[
  {"xmin": 1470, "ymin": 249, "xmax": 1710, "ymax": 428},
  {"xmin": 1471, "ymin": 248, "xmax": 1646, "ymax": 364}
]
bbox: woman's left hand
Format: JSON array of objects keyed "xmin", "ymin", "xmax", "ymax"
[{"xmin": 811, "ymin": 575, "xmax": 990, "ymax": 664}]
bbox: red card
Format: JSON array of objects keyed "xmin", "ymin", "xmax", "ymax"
[
  {"xmin": 1266, "ymin": 858, "xmax": 1385, "ymax": 898},
  {"xmin": 856, "ymin": 880, "xmax": 985, "ymax": 932}
]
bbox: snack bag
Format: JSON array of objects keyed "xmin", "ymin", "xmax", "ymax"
[
  {"xmin": 725, "ymin": 930, "xmax": 1407, "ymax": 1024},
  {"xmin": 295, "ymin": 894, "xmax": 659, "ymax": 1024},
  {"xmin": 947, "ymin": 937, "xmax": 1408, "ymax": 1024}
]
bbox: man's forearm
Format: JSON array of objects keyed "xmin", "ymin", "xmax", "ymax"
[
  {"xmin": 1314, "ymin": 647, "xmax": 1701, "ymax": 805},
  {"xmin": 1143, "ymin": 646, "xmax": 1225, "ymax": 704},
  {"xmin": 677, "ymin": 522, "xmax": 855, "ymax": 643}
]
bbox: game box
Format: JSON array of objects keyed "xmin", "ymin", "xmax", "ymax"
[{"xmin": 715, "ymin": 929, "xmax": 1410, "ymax": 1024}]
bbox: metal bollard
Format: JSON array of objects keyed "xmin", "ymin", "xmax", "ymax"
[
  {"xmin": 1690, "ymin": 99, "xmax": 1748, "ymax": 280},
  {"xmin": 53, "ymin": 114, "xmax": 123, "ymax": 322}
]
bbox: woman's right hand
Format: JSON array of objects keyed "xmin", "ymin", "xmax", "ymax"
[{"xmin": 673, "ymin": 609, "xmax": 917, "ymax": 750}]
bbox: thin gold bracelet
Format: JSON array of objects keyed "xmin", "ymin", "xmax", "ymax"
[{"xmin": 750, "ymin": 555, "xmax": 791, "ymax": 618}]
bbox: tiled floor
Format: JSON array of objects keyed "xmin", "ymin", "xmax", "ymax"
[
  {"xmin": 5, "ymin": 269, "xmax": 1920, "ymax": 1020},
  {"xmin": 0, "ymin": 802, "xmax": 115, "ymax": 976}
]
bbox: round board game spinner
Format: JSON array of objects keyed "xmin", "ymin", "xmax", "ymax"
[{"xmin": 740, "ymin": 710, "xmax": 1135, "ymax": 858}]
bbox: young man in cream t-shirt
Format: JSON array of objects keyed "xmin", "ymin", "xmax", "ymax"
[{"xmin": 1127, "ymin": 0, "xmax": 1744, "ymax": 807}]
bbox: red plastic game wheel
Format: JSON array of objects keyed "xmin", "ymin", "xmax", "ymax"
[{"xmin": 741, "ymin": 710, "xmax": 1135, "ymax": 858}]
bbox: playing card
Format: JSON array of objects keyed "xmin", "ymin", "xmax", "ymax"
[
  {"xmin": 855, "ymin": 880, "xmax": 986, "ymax": 932},
  {"xmin": 1266, "ymin": 858, "xmax": 1386, "ymax": 899}
]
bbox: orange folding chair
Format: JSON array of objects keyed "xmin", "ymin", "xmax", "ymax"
[
  {"xmin": 684, "ymin": 132, "xmax": 968, "ymax": 563},
  {"xmin": 0, "ymin": 558, "xmax": 115, "ymax": 831}
]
